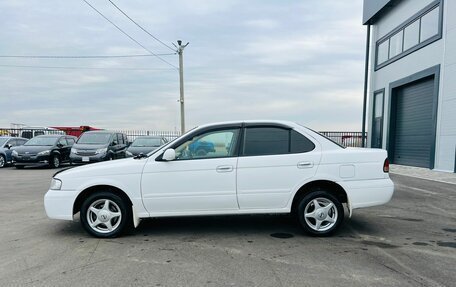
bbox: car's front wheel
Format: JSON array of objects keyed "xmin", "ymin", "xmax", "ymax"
[
  {"xmin": 80, "ymin": 192, "xmax": 131, "ymax": 238},
  {"xmin": 0, "ymin": 155, "xmax": 6, "ymax": 168},
  {"xmin": 297, "ymin": 190, "xmax": 344, "ymax": 236},
  {"xmin": 50, "ymin": 155, "xmax": 60, "ymax": 168}
]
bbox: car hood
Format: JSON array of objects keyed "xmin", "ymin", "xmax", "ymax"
[
  {"xmin": 127, "ymin": 146, "xmax": 159, "ymax": 155},
  {"xmin": 56, "ymin": 157, "xmax": 148, "ymax": 179},
  {"xmin": 72, "ymin": 144, "xmax": 108, "ymax": 150},
  {"xmin": 13, "ymin": 145, "xmax": 53, "ymax": 154}
]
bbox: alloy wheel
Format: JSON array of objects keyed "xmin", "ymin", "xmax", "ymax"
[{"xmin": 304, "ymin": 197, "xmax": 338, "ymax": 232}]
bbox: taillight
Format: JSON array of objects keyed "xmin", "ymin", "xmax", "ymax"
[{"xmin": 383, "ymin": 158, "xmax": 390, "ymax": 173}]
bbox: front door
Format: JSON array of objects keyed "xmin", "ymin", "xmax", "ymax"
[{"xmin": 141, "ymin": 127, "xmax": 241, "ymax": 214}]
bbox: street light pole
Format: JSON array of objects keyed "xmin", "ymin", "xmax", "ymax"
[{"xmin": 175, "ymin": 40, "xmax": 189, "ymax": 134}]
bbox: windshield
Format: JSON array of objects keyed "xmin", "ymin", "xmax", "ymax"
[
  {"xmin": 77, "ymin": 133, "xmax": 111, "ymax": 144},
  {"xmin": 132, "ymin": 138, "xmax": 161, "ymax": 147},
  {"xmin": 25, "ymin": 137, "xmax": 57, "ymax": 146},
  {"xmin": 0, "ymin": 138, "xmax": 8, "ymax": 146}
]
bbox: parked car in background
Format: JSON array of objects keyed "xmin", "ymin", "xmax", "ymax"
[
  {"xmin": 0, "ymin": 137, "xmax": 28, "ymax": 168},
  {"xmin": 70, "ymin": 131, "xmax": 129, "ymax": 164},
  {"xmin": 125, "ymin": 136, "xmax": 167, "ymax": 157},
  {"xmin": 19, "ymin": 127, "xmax": 65, "ymax": 139},
  {"xmin": 44, "ymin": 120, "xmax": 394, "ymax": 238},
  {"xmin": 12, "ymin": 135, "xmax": 77, "ymax": 168}
]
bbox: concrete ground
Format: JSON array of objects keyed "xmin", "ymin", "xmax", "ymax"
[{"xmin": 0, "ymin": 166, "xmax": 455, "ymax": 287}]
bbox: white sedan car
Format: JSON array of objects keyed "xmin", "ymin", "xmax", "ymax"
[{"xmin": 44, "ymin": 121, "xmax": 394, "ymax": 238}]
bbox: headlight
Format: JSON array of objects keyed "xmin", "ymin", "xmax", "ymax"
[
  {"xmin": 71, "ymin": 148, "xmax": 77, "ymax": 154},
  {"xmin": 38, "ymin": 150, "xmax": 50, "ymax": 156},
  {"xmin": 126, "ymin": 151, "xmax": 133, "ymax": 157},
  {"xmin": 12, "ymin": 150, "xmax": 18, "ymax": 156},
  {"xmin": 50, "ymin": 178, "xmax": 62, "ymax": 190},
  {"xmin": 95, "ymin": 148, "xmax": 107, "ymax": 154}
]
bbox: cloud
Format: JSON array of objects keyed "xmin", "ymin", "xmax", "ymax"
[{"xmin": 0, "ymin": 0, "xmax": 366, "ymax": 132}]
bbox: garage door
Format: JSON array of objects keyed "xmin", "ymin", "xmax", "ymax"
[{"xmin": 391, "ymin": 76, "xmax": 435, "ymax": 168}]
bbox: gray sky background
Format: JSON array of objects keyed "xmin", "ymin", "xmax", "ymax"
[{"xmin": 0, "ymin": 0, "xmax": 365, "ymax": 131}]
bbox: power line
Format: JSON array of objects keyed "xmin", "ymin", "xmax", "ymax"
[
  {"xmin": 107, "ymin": 0, "xmax": 175, "ymax": 52},
  {"xmin": 81, "ymin": 0, "xmax": 178, "ymax": 70},
  {"xmin": 0, "ymin": 53, "xmax": 175, "ymax": 59},
  {"xmin": 0, "ymin": 64, "xmax": 175, "ymax": 71}
]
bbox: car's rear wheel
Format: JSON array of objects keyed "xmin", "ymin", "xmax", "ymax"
[
  {"xmin": 80, "ymin": 192, "xmax": 131, "ymax": 238},
  {"xmin": 50, "ymin": 155, "xmax": 60, "ymax": 168},
  {"xmin": 0, "ymin": 155, "xmax": 6, "ymax": 168},
  {"xmin": 297, "ymin": 190, "xmax": 344, "ymax": 236}
]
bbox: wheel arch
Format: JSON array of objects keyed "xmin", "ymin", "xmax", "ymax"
[
  {"xmin": 73, "ymin": 185, "xmax": 133, "ymax": 216},
  {"xmin": 291, "ymin": 180, "xmax": 349, "ymax": 214}
]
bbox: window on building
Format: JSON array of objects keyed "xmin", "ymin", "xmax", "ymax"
[
  {"xmin": 420, "ymin": 7, "xmax": 439, "ymax": 41},
  {"xmin": 375, "ymin": 1, "xmax": 442, "ymax": 69},
  {"xmin": 377, "ymin": 40, "xmax": 389, "ymax": 65},
  {"xmin": 389, "ymin": 31, "xmax": 403, "ymax": 58},
  {"xmin": 403, "ymin": 20, "xmax": 420, "ymax": 51}
]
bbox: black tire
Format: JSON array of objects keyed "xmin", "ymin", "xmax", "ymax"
[
  {"xmin": 297, "ymin": 190, "xmax": 344, "ymax": 237},
  {"xmin": 80, "ymin": 191, "xmax": 132, "ymax": 238},
  {"xmin": 15, "ymin": 165, "xmax": 24, "ymax": 169},
  {"xmin": 0, "ymin": 155, "xmax": 6, "ymax": 168},
  {"xmin": 49, "ymin": 154, "xmax": 60, "ymax": 168}
]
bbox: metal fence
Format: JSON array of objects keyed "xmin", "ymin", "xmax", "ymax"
[
  {"xmin": 0, "ymin": 128, "xmax": 366, "ymax": 147},
  {"xmin": 320, "ymin": 131, "xmax": 366, "ymax": 147}
]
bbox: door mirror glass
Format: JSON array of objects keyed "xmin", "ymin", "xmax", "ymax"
[
  {"xmin": 162, "ymin": 149, "xmax": 176, "ymax": 161},
  {"xmin": 5, "ymin": 144, "xmax": 12, "ymax": 149},
  {"xmin": 112, "ymin": 140, "xmax": 118, "ymax": 146}
]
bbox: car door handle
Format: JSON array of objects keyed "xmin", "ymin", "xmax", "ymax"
[
  {"xmin": 297, "ymin": 162, "xmax": 313, "ymax": 169},
  {"xmin": 216, "ymin": 165, "xmax": 233, "ymax": 173}
]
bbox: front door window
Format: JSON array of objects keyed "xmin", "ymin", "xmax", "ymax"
[{"xmin": 175, "ymin": 129, "xmax": 240, "ymax": 160}]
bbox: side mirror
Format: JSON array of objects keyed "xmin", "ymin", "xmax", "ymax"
[
  {"xmin": 112, "ymin": 141, "xmax": 118, "ymax": 146},
  {"xmin": 162, "ymin": 149, "xmax": 176, "ymax": 161},
  {"xmin": 56, "ymin": 143, "xmax": 63, "ymax": 148},
  {"xmin": 5, "ymin": 144, "xmax": 12, "ymax": 149}
]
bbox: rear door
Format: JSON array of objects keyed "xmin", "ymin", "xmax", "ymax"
[{"xmin": 236, "ymin": 125, "xmax": 321, "ymax": 210}]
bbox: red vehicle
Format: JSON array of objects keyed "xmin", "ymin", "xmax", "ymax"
[{"xmin": 51, "ymin": 126, "xmax": 101, "ymax": 138}]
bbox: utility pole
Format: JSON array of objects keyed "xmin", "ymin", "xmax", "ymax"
[{"xmin": 174, "ymin": 40, "xmax": 189, "ymax": 134}]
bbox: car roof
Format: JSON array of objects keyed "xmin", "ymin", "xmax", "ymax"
[
  {"xmin": 34, "ymin": 135, "xmax": 62, "ymax": 138},
  {"xmin": 81, "ymin": 131, "xmax": 113, "ymax": 134},
  {"xmin": 134, "ymin": 136, "xmax": 163, "ymax": 139},
  {"xmin": 196, "ymin": 120, "xmax": 299, "ymax": 129}
]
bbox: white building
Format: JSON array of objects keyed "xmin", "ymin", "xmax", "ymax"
[{"xmin": 363, "ymin": 0, "xmax": 455, "ymax": 172}]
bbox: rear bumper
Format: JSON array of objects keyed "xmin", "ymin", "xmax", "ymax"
[
  {"xmin": 339, "ymin": 178, "xmax": 394, "ymax": 209},
  {"xmin": 44, "ymin": 189, "xmax": 79, "ymax": 220}
]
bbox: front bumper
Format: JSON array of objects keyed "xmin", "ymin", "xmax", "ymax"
[
  {"xmin": 44, "ymin": 189, "xmax": 80, "ymax": 220},
  {"xmin": 13, "ymin": 155, "xmax": 50, "ymax": 166},
  {"xmin": 70, "ymin": 153, "xmax": 108, "ymax": 164}
]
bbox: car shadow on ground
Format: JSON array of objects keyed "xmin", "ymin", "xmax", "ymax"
[{"xmin": 50, "ymin": 213, "xmax": 381, "ymax": 239}]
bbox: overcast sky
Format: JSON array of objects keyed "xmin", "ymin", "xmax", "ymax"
[{"xmin": 0, "ymin": 0, "xmax": 366, "ymax": 132}]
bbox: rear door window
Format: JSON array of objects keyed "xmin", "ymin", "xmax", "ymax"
[{"xmin": 242, "ymin": 127, "xmax": 315, "ymax": 156}]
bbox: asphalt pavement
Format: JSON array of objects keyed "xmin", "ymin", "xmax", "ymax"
[{"xmin": 0, "ymin": 166, "xmax": 455, "ymax": 286}]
